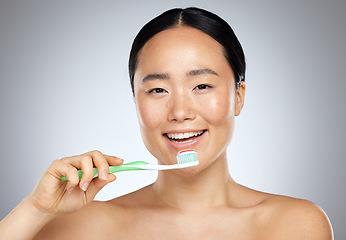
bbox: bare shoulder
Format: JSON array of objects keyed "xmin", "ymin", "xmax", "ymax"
[
  {"xmin": 107, "ymin": 183, "xmax": 156, "ymax": 208},
  {"xmin": 33, "ymin": 200, "xmax": 122, "ymax": 239},
  {"xmin": 34, "ymin": 185, "xmax": 154, "ymax": 239},
  {"xmin": 260, "ymin": 193, "xmax": 333, "ymax": 240}
]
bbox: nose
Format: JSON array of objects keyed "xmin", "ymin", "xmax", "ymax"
[{"xmin": 167, "ymin": 92, "xmax": 196, "ymax": 122}]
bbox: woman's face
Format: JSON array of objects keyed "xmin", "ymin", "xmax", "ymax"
[{"xmin": 133, "ymin": 26, "xmax": 245, "ymax": 174}]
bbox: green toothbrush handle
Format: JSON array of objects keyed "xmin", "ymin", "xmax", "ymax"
[{"xmin": 60, "ymin": 161, "xmax": 150, "ymax": 181}]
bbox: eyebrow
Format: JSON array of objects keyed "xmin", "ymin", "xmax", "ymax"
[
  {"xmin": 142, "ymin": 73, "xmax": 170, "ymax": 82},
  {"xmin": 187, "ymin": 68, "xmax": 219, "ymax": 77},
  {"xmin": 141, "ymin": 68, "xmax": 218, "ymax": 83}
]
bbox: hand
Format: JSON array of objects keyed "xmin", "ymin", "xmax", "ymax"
[{"xmin": 27, "ymin": 150, "xmax": 123, "ymax": 215}]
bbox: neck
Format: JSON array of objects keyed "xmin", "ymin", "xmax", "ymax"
[{"xmin": 152, "ymin": 152, "xmax": 237, "ymax": 211}]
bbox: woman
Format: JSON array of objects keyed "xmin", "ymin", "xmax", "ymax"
[{"xmin": 0, "ymin": 7, "xmax": 333, "ymax": 239}]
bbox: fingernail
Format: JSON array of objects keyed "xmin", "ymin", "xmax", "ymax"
[
  {"xmin": 81, "ymin": 182, "xmax": 89, "ymax": 191},
  {"xmin": 102, "ymin": 171, "xmax": 108, "ymax": 181},
  {"xmin": 68, "ymin": 187, "xmax": 74, "ymax": 193}
]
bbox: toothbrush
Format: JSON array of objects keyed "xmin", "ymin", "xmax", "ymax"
[{"xmin": 61, "ymin": 149, "xmax": 198, "ymax": 181}]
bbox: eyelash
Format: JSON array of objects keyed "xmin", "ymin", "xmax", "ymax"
[
  {"xmin": 148, "ymin": 84, "xmax": 212, "ymax": 94},
  {"xmin": 148, "ymin": 88, "xmax": 167, "ymax": 94},
  {"xmin": 194, "ymin": 84, "xmax": 212, "ymax": 90}
]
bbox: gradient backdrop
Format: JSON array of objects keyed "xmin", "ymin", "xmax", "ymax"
[{"xmin": 1, "ymin": 0, "xmax": 345, "ymax": 238}]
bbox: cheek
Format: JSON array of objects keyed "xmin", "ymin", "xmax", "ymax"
[
  {"xmin": 201, "ymin": 91, "xmax": 234, "ymax": 125},
  {"xmin": 136, "ymin": 97, "xmax": 163, "ymax": 131}
]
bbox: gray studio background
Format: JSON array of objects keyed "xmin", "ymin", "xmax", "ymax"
[{"xmin": 1, "ymin": 0, "xmax": 345, "ymax": 238}]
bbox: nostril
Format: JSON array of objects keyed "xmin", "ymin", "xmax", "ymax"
[
  {"xmin": 167, "ymin": 108, "xmax": 195, "ymax": 122},
  {"xmin": 167, "ymin": 95, "xmax": 195, "ymax": 122}
]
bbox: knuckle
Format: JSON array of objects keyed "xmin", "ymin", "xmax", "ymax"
[
  {"xmin": 98, "ymin": 156, "xmax": 108, "ymax": 164},
  {"xmin": 50, "ymin": 159, "xmax": 66, "ymax": 170},
  {"xmin": 92, "ymin": 151, "xmax": 107, "ymax": 164},
  {"xmin": 51, "ymin": 159, "xmax": 60, "ymax": 166},
  {"xmin": 68, "ymin": 167, "xmax": 78, "ymax": 174},
  {"xmin": 66, "ymin": 168, "xmax": 79, "ymax": 183},
  {"xmin": 82, "ymin": 167, "xmax": 93, "ymax": 175},
  {"xmin": 81, "ymin": 155, "xmax": 92, "ymax": 163},
  {"xmin": 91, "ymin": 150, "xmax": 102, "ymax": 156},
  {"xmin": 59, "ymin": 157, "xmax": 68, "ymax": 162}
]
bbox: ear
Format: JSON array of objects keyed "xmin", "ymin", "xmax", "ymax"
[{"xmin": 235, "ymin": 81, "xmax": 246, "ymax": 116}]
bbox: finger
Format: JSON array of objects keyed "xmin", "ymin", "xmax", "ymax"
[
  {"xmin": 86, "ymin": 150, "xmax": 110, "ymax": 181},
  {"xmin": 78, "ymin": 155, "xmax": 94, "ymax": 191},
  {"xmin": 103, "ymin": 154, "xmax": 124, "ymax": 166},
  {"xmin": 49, "ymin": 160, "xmax": 79, "ymax": 192},
  {"xmin": 86, "ymin": 174, "xmax": 117, "ymax": 200},
  {"xmin": 59, "ymin": 155, "xmax": 85, "ymax": 169}
]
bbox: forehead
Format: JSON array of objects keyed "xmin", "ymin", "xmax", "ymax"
[
  {"xmin": 135, "ymin": 26, "xmax": 229, "ymax": 76},
  {"xmin": 143, "ymin": 25, "xmax": 220, "ymax": 47}
]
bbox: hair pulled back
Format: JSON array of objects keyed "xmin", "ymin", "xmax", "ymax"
[{"xmin": 128, "ymin": 7, "xmax": 245, "ymax": 94}]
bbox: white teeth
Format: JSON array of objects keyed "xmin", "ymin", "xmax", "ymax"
[{"xmin": 166, "ymin": 131, "xmax": 204, "ymax": 140}]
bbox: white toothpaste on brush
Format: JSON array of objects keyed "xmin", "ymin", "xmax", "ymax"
[{"xmin": 177, "ymin": 149, "xmax": 198, "ymax": 164}]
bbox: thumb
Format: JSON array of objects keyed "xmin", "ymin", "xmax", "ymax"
[{"xmin": 85, "ymin": 174, "xmax": 117, "ymax": 200}]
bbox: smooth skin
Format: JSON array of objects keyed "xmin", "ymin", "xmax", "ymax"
[{"xmin": 0, "ymin": 26, "xmax": 333, "ymax": 240}]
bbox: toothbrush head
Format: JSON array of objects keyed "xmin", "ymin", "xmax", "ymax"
[{"xmin": 176, "ymin": 149, "xmax": 199, "ymax": 166}]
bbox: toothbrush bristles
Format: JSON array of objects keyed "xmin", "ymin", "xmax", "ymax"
[{"xmin": 177, "ymin": 151, "xmax": 198, "ymax": 164}]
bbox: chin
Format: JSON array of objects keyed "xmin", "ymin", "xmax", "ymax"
[{"xmin": 171, "ymin": 164, "xmax": 203, "ymax": 177}]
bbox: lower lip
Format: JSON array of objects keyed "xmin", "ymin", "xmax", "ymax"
[{"xmin": 164, "ymin": 131, "xmax": 206, "ymax": 151}]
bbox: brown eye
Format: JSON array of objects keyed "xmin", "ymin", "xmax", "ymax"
[
  {"xmin": 149, "ymin": 88, "xmax": 167, "ymax": 94},
  {"xmin": 195, "ymin": 84, "xmax": 212, "ymax": 90}
]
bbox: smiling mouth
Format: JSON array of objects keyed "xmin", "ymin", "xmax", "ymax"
[{"xmin": 165, "ymin": 130, "xmax": 206, "ymax": 143}]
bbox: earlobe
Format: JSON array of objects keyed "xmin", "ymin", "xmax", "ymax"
[{"xmin": 235, "ymin": 82, "xmax": 246, "ymax": 116}]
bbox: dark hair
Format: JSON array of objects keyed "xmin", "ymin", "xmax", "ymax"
[{"xmin": 128, "ymin": 7, "xmax": 245, "ymax": 94}]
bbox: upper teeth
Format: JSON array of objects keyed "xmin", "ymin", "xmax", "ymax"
[{"xmin": 166, "ymin": 131, "xmax": 204, "ymax": 140}]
